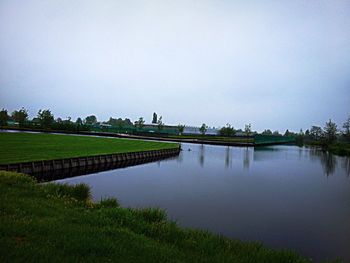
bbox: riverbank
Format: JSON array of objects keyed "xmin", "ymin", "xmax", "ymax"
[
  {"xmin": 0, "ymin": 171, "xmax": 312, "ymax": 262},
  {"xmin": 0, "ymin": 132, "xmax": 179, "ymax": 165},
  {"xmin": 1, "ymin": 127, "xmax": 255, "ymax": 146},
  {"xmin": 306, "ymin": 141, "xmax": 350, "ymax": 156},
  {"xmin": 1, "ymin": 127, "xmax": 297, "ymax": 147},
  {"xmin": 117, "ymin": 133, "xmax": 255, "ymax": 146}
]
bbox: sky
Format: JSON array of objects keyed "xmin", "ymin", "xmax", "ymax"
[{"xmin": 0, "ymin": 0, "xmax": 349, "ymax": 132}]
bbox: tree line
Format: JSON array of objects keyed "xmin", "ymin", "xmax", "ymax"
[
  {"xmin": 0, "ymin": 108, "xmax": 349, "ymax": 144},
  {"xmin": 0, "ymin": 108, "xmax": 169, "ymax": 133}
]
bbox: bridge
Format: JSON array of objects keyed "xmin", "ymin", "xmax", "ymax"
[{"xmin": 253, "ymin": 135, "xmax": 295, "ymax": 146}]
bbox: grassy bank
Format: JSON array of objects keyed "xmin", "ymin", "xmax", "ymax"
[
  {"xmin": 306, "ymin": 141, "xmax": 350, "ymax": 156},
  {"xmin": 0, "ymin": 171, "xmax": 312, "ymax": 263},
  {"xmin": 327, "ymin": 143, "xmax": 350, "ymax": 156},
  {"xmin": 169, "ymin": 134, "xmax": 254, "ymax": 143},
  {"xmin": 0, "ymin": 132, "xmax": 178, "ymax": 164}
]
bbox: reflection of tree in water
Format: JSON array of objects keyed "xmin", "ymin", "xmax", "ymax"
[
  {"xmin": 177, "ymin": 149, "xmax": 183, "ymax": 163},
  {"xmin": 342, "ymin": 157, "xmax": 350, "ymax": 177},
  {"xmin": 298, "ymin": 146, "xmax": 302, "ymax": 160},
  {"xmin": 199, "ymin": 144, "xmax": 205, "ymax": 167},
  {"xmin": 243, "ymin": 147, "xmax": 251, "ymax": 170},
  {"xmin": 309, "ymin": 148, "xmax": 337, "ymax": 177},
  {"xmin": 176, "ymin": 144, "xmax": 183, "ymax": 163},
  {"xmin": 225, "ymin": 146, "xmax": 231, "ymax": 168}
]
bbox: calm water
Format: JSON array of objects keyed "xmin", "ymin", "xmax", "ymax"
[{"xmin": 56, "ymin": 144, "xmax": 350, "ymax": 262}]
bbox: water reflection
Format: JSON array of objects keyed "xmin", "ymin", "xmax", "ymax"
[
  {"xmin": 342, "ymin": 157, "xmax": 350, "ymax": 177},
  {"xmin": 199, "ymin": 144, "xmax": 205, "ymax": 167},
  {"xmin": 196, "ymin": 145, "xmax": 254, "ymax": 170},
  {"xmin": 225, "ymin": 146, "xmax": 232, "ymax": 169},
  {"xmin": 33, "ymin": 156, "xmax": 177, "ymax": 182},
  {"xmin": 177, "ymin": 147, "xmax": 184, "ymax": 163},
  {"xmin": 243, "ymin": 147, "xmax": 251, "ymax": 170},
  {"xmin": 309, "ymin": 148, "xmax": 337, "ymax": 177},
  {"xmin": 253, "ymin": 146, "xmax": 283, "ymax": 162}
]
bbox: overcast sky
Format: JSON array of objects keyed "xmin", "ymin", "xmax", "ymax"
[{"xmin": 0, "ymin": 0, "xmax": 349, "ymax": 132}]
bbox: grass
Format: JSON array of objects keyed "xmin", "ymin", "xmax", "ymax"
[
  {"xmin": 0, "ymin": 132, "xmax": 179, "ymax": 164},
  {"xmin": 169, "ymin": 134, "xmax": 254, "ymax": 143},
  {"xmin": 327, "ymin": 142, "xmax": 350, "ymax": 156},
  {"xmin": 0, "ymin": 171, "xmax": 315, "ymax": 263},
  {"xmin": 306, "ymin": 140, "xmax": 350, "ymax": 156}
]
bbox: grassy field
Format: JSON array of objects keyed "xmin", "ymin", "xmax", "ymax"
[
  {"xmin": 0, "ymin": 132, "xmax": 179, "ymax": 164},
  {"xmin": 169, "ymin": 134, "xmax": 254, "ymax": 143},
  {"xmin": 0, "ymin": 171, "xmax": 314, "ymax": 263}
]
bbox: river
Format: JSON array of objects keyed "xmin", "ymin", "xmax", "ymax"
[{"xmin": 55, "ymin": 143, "xmax": 349, "ymax": 262}]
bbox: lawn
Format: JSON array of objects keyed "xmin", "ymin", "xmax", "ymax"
[
  {"xmin": 0, "ymin": 132, "xmax": 179, "ymax": 164},
  {"xmin": 169, "ymin": 134, "xmax": 254, "ymax": 143},
  {"xmin": 0, "ymin": 171, "xmax": 312, "ymax": 263}
]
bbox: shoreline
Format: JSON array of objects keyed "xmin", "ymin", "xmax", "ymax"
[
  {"xmin": 1, "ymin": 127, "xmax": 294, "ymax": 147},
  {"xmin": 0, "ymin": 147, "xmax": 180, "ymax": 180}
]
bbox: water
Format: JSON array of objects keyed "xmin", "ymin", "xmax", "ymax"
[{"xmin": 56, "ymin": 143, "xmax": 350, "ymax": 262}]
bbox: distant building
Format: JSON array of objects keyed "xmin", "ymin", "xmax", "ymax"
[{"xmin": 183, "ymin": 126, "xmax": 219, "ymax": 135}]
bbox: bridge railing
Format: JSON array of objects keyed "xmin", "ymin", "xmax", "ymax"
[{"xmin": 254, "ymin": 135, "xmax": 295, "ymax": 145}]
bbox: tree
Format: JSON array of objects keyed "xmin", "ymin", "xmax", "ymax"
[
  {"xmin": 244, "ymin": 124, "xmax": 252, "ymax": 136},
  {"xmin": 305, "ymin": 129, "xmax": 310, "ymax": 136},
  {"xmin": 261, "ymin": 129, "xmax": 272, "ymax": 135},
  {"xmin": 134, "ymin": 117, "xmax": 145, "ymax": 129},
  {"xmin": 32, "ymin": 117, "xmax": 41, "ymax": 126},
  {"xmin": 124, "ymin": 118, "xmax": 133, "ymax": 126},
  {"xmin": 178, "ymin": 124, "xmax": 185, "ymax": 135},
  {"xmin": 295, "ymin": 129, "xmax": 305, "ymax": 145},
  {"xmin": 284, "ymin": 129, "xmax": 290, "ymax": 137},
  {"xmin": 0, "ymin": 108, "xmax": 9, "ymax": 126},
  {"xmin": 37, "ymin": 109, "xmax": 54, "ymax": 129},
  {"xmin": 56, "ymin": 117, "xmax": 63, "ymax": 123},
  {"xmin": 76, "ymin": 117, "xmax": 83, "ymax": 132},
  {"xmin": 310, "ymin": 126, "xmax": 323, "ymax": 140},
  {"xmin": 199, "ymin": 123, "xmax": 208, "ymax": 135},
  {"xmin": 343, "ymin": 116, "xmax": 350, "ymax": 137},
  {"xmin": 324, "ymin": 119, "xmax": 337, "ymax": 143},
  {"xmin": 219, "ymin": 123, "xmax": 235, "ymax": 137},
  {"xmin": 84, "ymin": 115, "xmax": 97, "ymax": 125},
  {"xmin": 107, "ymin": 117, "xmax": 133, "ymax": 129},
  {"xmin": 273, "ymin": 130, "xmax": 281, "ymax": 136},
  {"xmin": 12, "ymin": 107, "xmax": 28, "ymax": 127},
  {"xmin": 152, "ymin": 112, "xmax": 157, "ymax": 124},
  {"xmin": 76, "ymin": 117, "xmax": 83, "ymax": 125},
  {"xmin": 157, "ymin": 116, "xmax": 164, "ymax": 131}
]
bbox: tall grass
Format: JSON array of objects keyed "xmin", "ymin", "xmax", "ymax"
[{"xmin": 42, "ymin": 182, "xmax": 91, "ymax": 202}]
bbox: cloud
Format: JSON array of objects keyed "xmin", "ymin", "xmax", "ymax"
[{"xmin": 0, "ymin": 0, "xmax": 349, "ymax": 131}]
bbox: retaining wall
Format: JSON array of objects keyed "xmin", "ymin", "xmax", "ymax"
[{"xmin": 0, "ymin": 147, "xmax": 180, "ymax": 181}]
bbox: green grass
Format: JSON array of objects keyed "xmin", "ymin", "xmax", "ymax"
[
  {"xmin": 0, "ymin": 171, "xmax": 314, "ymax": 263},
  {"xmin": 169, "ymin": 134, "xmax": 254, "ymax": 143},
  {"xmin": 306, "ymin": 140, "xmax": 350, "ymax": 156},
  {"xmin": 0, "ymin": 132, "xmax": 179, "ymax": 164},
  {"xmin": 327, "ymin": 142, "xmax": 350, "ymax": 156}
]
